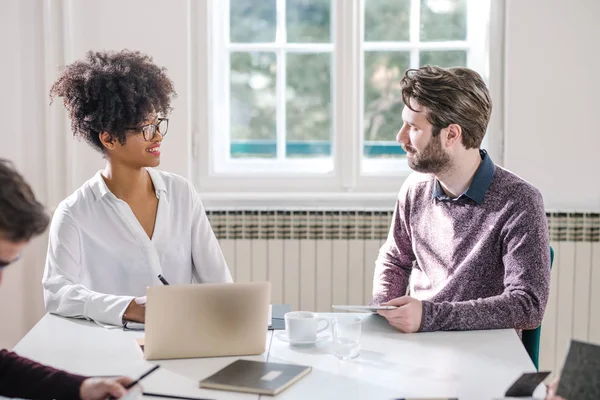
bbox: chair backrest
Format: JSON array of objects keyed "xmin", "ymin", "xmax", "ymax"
[{"xmin": 522, "ymin": 246, "xmax": 554, "ymax": 370}]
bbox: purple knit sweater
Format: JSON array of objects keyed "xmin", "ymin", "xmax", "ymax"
[
  {"xmin": 0, "ymin": 349, "xmax": 86, "ymax": 399},
  {"xmin": 372, "ymin": 158, "xmax": 551, "ymax": 332}
]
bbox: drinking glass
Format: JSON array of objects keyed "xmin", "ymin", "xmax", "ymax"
[{"xmin": 331, "ymin": 316, "xmax": 362, "ymax": 360}]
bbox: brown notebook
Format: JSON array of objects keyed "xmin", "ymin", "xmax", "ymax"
[
  {"xmin": 199, "ymin": 359, "xmax": 311, "ymax": 396},
  {"xmin": 135, "ymin": 337, "xmax": 145, "ymax": 353}
]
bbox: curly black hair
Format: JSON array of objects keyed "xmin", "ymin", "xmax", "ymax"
[{"xmin": 50, "ymin": 50, "xmax": 177, "ymax": 153}]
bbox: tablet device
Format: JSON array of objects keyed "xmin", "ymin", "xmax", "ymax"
[{"xmin": 332, "ymin": 305, "xmax": 397, "ymax": 312}]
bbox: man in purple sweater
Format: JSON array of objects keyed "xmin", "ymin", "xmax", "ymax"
[
  {"xmin": 0, "ymin": 159, "xmax": 134, "ymax": 399},
  {"xmin": 373, "ymin": 66, "xmax": 550, "ymax": 334}
]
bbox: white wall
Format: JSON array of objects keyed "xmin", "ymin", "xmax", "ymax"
[
  {"xmin": 504, "ymin": 0, "xmax": 600, "ymax": 210},
  {"xmin": 0, "ymin": 0, "xmax": 194, "ymax": 348},
  {"xmin": 0, "ymin": 0, "xmax": 49, "ymax": 348},
  {"xmin": 0, "ymin": 0, "xmax": 598, "ymax": 347},
  {"xmin": 53, "ymin": 0, "xmax": 192, "ymax": 193}
]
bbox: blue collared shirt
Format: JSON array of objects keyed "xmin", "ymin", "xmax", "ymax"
[{"xmin": 432, "ymin": 149, "xmax": 495, "ymax": 204}]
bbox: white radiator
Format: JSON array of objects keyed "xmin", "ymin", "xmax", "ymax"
[
  {"xmin": 541, "ymin": 213, "xmax": 600, "ymax": 373},
  {"xmin": 208, "ymin": 211, "xmax": 391, "ymax": 311},
  {"xmin": 207, "ymin": 210, "xmax": 600, "ymax": 373},
  {"xmin": 219, "ymin": 238, "xmax": 383, "ymax": 312}
]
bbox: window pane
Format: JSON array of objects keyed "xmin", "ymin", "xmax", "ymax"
[
  {"xmin": 419, "ymin": 50, "xmax": 467, "ymax": 67},
  {"xmin": 364, "ymin": 52, "xmax": 409, "ymax": 159},
  {"xmin": 420, "ymin": 0, "xmax": 467, "ymax": 42},
  {"xmin": 287, "ymin": 0, "xmax": 331, "ymax": 43},
  {"xmin": 286, "ymin": 53, "xmax": 331, "ymax": 158},
  {"xmin": 365, "ymin": 0, "xmax": 410, "ymax": 42},
  {"xmin": 230, "ymin": 52, "xmax": 277, "ymax": 159},
  {"xmin": 230, "ymin": 0, "xmax": 276, "ymax": 43}
]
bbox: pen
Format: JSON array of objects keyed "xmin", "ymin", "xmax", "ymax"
[
  {"xmin": 124, "ymin": 365, "xmax": 161, "ymax": 389},
  {"xmin": 143, "ymin": 392, "xmax": 216, "ymax": 400},
  {"xmin": 107, "ymin": 365, "xmax": 161, "ymax": 400},
  {"xmin": 158, "ymin": 274, "xmax": 170, "ymax": 285}
]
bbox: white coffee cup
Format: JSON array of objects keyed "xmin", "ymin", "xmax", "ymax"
[{"xmin": 284, "ymin": 311, "xmax": 329, "ymax": 343}]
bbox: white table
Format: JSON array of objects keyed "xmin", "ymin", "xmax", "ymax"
[
  {"xmin": 13, "ymin": 314, "xmax": 546, "ymax": 400},
  {"xmin": 13, "ymin": 315, "xmax": 267, "ymax": 400}
]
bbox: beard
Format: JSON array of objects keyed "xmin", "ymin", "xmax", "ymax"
[{"xmin": 405, "ymin": 134, "xmax": 452, "ymax": 174}]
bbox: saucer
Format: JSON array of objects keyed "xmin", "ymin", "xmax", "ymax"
[{"xmin": 275, "ymin": 331, "xmax": 330, "ymax": 345}]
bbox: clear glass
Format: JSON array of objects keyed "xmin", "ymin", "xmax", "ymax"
[
  {"xmin": 331, "ymin": 316, "xmax": 362, "ymax": 360},
  {"xmin": 364, "ymin": 0, "xmax": 411, "ymax": 41},
  {"xmin": 230, "ymin": 52, "xmax": 277, "ymax": 158},
  {"xmin": 419, "ymin": 50, "xmax": 467, "ymax": 68},
  {"xmin": 420, "ymin": 0, "xmax": 467, "ymax": 42},
  {"xmin": 230, "ymin": 0, "xmax": 276, "ymax": 43},
  {"xmin": 286, "ymin": 53, "xmax": 332, "ymax": 158},
  {"xmin": 363, "ymin": 51, "xmax": 410, "ymax": 159},
  {"xmin": 141, "ymin": 119, "xmax": 168, "ymax": 141},
  {"xmin": 287, "ymin": 0, "xmax": 331, "ymax": 43}
]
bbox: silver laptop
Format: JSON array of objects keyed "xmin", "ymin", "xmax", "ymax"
[{"xmin": 143, "ymin": 281, "xmax": 271, "ymax": 360}]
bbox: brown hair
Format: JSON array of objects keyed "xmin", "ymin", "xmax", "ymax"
[
  {"xmin": 400, "ymin": 65, "xmax": 492, "ymax": 149},
  {"xmin": 0, "ymin": 159, "xmax": 49, "ymax": 241}
]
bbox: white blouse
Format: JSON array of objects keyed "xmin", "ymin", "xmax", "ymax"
[{"xmin": 42, "ymin": 168, "xmax": 233, "ymax": 326}]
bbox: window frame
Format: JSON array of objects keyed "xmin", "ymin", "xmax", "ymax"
[{"xmin": 192, "ymin": 0, "xmax": 504, "ymax": 207}]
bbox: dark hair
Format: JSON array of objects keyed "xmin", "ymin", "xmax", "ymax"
[
  {"xmin": 0, "ymin": 160, "xmax": 49, "ymax": 241},
  {"xmin": 49, "ymin": 50, "xmax": 177, "ymax": 153},
  {"xmin": 400, "ymin": 65, "xmax": 492, "ymax": 149}
]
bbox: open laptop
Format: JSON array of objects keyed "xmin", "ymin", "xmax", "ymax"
[{"xmin": 143, "ymin": 281, "xmax": 270, "ymax": 360}]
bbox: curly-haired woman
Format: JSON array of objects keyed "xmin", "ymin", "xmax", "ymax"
[{"xmin": 43, "ymin": 50, "xmax": 232, "ymax": 326}]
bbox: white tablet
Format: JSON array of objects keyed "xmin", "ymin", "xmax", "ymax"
[{"xmin": 332, "ymin": 305, "xmax": 397, "ymax": 312}]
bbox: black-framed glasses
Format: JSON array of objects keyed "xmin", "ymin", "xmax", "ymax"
[
  {"xmin": 0, "ymin": 253, "xmax": 21, "ymax": 268},
  {"xmin": 126, "ymin": 118, "xmax": 169, "ymax": 141}
]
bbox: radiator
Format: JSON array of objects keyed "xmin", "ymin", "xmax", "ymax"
[
  {"xmin": 206, "ymin": 210, "xmax": 600, "ymax": 373},
  {"xmin": 543, "ymin": 213, "xmax": 600, "ymax": 373}
]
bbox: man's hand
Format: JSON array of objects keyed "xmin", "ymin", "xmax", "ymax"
[
  {"xmin": 546, "ymin": 377, "xmax": 567, "ymax": 400},
  {"xmin": 377, "ymin": 296, "xmax": 423, "ymax": 333},
  {"xmin": 80, "ymin": 377, "xmax": 135, "ymax": 399},
  {"xmin": 123, "ymin": 297, "xmax": 146, "ymax": 323}
]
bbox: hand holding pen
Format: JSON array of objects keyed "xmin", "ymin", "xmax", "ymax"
[
  {"xmin": 104, "ymin": 365, "xmax": 160, "ymax": 400},
  {"xmin": 123, "ymin": 274, "xmax": 168, "ymax": 324}
]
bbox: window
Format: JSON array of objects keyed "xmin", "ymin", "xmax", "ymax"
[
  {"xmin": 201, "ymin": 0, "xmax": 493, "ymax": 197},
  {"xmin": 212, "ymin": 0, "xmax": 334, "ymax": 175}
]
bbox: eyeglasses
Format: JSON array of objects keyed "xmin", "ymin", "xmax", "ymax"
[
  {"xmin": 126, "ymin": 118, "xmax": 169, "ymax": 141},
  {"xmin": 0, "ymin": 253, "xmax": 21, "ymax": 268}
]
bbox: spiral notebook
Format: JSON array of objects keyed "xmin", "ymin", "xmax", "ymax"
[{"xmin": 199, "ymin": 359, "xmax": 311, "ymax": 396}]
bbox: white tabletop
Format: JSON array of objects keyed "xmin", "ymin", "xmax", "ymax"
[
  {"xmin": 13, "ymin": 314, "xmax": 269, "ymax": 399},
  {"xmin": 13, "ymin": 313, "xmax": 546, "ymax": 400},
  {"xmin": 269, "ymin": 313, "xmax": 546, "ymax": 399}
]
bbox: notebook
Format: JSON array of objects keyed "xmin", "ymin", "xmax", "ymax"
[
  {"xmin": 556, "ymin": 340, "xmax": 600, "ymax": 400},
  {"xmin": 269, "ymin": 304, "xmax": 291, "ymax": 330},
  {"xmin": 503, "ymin": 371, "xmax": 550, "ymax": 397},
  {"xmin": 199, "ymin": 359, "xmax": 311, "ymax": 396},
  {"xmin": 135, "ymin": 337, "xmax": 145, "ymax": 353}
]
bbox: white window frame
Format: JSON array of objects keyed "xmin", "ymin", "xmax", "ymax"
[
  {"xmin": 192, "ymin": 0, "xmax": 503, "ymax": 208},
  {"xmin": 209, "ymin": 0, "xmax": 339, "ymax": 180}
]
